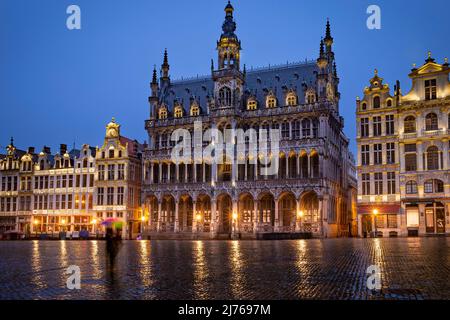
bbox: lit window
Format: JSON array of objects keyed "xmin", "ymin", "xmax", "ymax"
[
  {"xmin": 190, "ymin": 104, "xmax": 200, "ymax": 116},
  {"xmin": 286, "ymin": 94, "xmax": 297, "ymax": 106},
  {"xmin": 267, "ymin": 96, "xmax": 277, "ymax": 108},
  {"xmin": 247, "ymin": 100, "xmax": 257, "ymax": 110},
  {"xmin": 174, "ymin": 106, "xmax": 183, "ymax": 118},
  {"xmin": 159, "ymin": 107, "xmax": 167, "ymax": 119}
]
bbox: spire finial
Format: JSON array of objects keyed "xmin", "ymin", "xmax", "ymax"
[
  {"xmin": 425, "ymin": 50, "xmax": 435, "ymax": 63},
  {"xmin": 374, "ymin": 68, "xmax": 378, "ymax": 76},
  {"xmin": 111, "ymin": 117, "xmax": 115, "ymax": 123},
  {"xmin": 10, "ymin": 137, "xmax": 14, "ymax": 146},
  {"xmin": 152, "ymin": 65, "xmax": 157, "ymax": 84},
  {"xmin": 163, "ymin": 48, "xmax": 168, "ymax": 65},
  {"xmin": 225, "ymin": 1, "xmax": 234, "ymax": 16},
  {"xmin": 428, "ymin": 51, "xmax": 431, "ymax": 59},
  {"xmin": 444, "ymin": 57, "xmax": 449, "ymax": 65},
  {"xmin": 326, "ymin": 18, "xmax": 331, "ymax": 38}
]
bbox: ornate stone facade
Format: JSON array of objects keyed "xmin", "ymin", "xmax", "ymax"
[
  {"xmin": 356, "ymin": 53, "xmax": 450, "ymax": 237},
  {"xmin": 142, "ymin": 2, "xmax": 356, "ymax": 239}
]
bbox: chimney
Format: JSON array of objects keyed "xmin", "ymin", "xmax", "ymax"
[
  {"xmin": 60, "ymin": 144, "xmax": 67, "ymax": 155},
  {"xmin": 27, "ymin": 147, "xmax": 35, "ymax": 154},
  {"xmin": 43, "ymin": 146, "xmax": 51, "ymax": 154}
]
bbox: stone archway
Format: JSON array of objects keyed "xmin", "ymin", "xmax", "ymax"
[
  {"xmin": 217, "ymin": 193, "xmax": 232, "ymax": 234},
  {"xmin": 161, "ymin": 194, "xmax": 176, "ymax": 232},
  {"xmin": 238, "ymin": 192, "xmax": 254, "ymax": 233},
  {"xmin": 278, "ymin": 192, "xmax": 296, "ymax": 231},
  {"xmin": 196, "ymin": 194, "xmax": 212, "ymax": 232},
  {"xmin": 179, "ymin": 194, "xmax": 193, "ymax": 232},
  {"xmin": 258, "ymin": 192, "xmax": 275, "ymax": 230},
  {"xmin": 145, "ymin": 195, "xmax": 158, "ymax": 231},
  {"xmin": 300, "ymin": 191, "xmax": 319, "ymax": 232}
]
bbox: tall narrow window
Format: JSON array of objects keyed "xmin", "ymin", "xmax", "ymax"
[
  {"xmin": 405, "ymin": 154, "xmax": 417, "ymax": 171},
  {"xmin": 374, "ymin": 172, "xmax": 383, "ymax": 195},
  {"xmin": 361, "ymin": 145, "xmax": 370, "ymax": 165},
  {"xmin": 360, "ymin": 118, "xmax": 369, "ymax": 137},
  {"xmin": 386, "ymin": 142, "xmax": 395, "ymax": 164},
  {"xmin": 373, "ymin": 96, "xmax": 381, "ymax": 109},
  {"xmin": 301, "ymin": 119, "xmax": 311, "ymax": 137},
  {"xmin": 424, "ymin": 79, "xmax": 437, "ymax": 100},
  {"xmin": 387, "ymin": 172, "xmax": 396, "ymax": 194},
  {"xmin": 425, "ymin": 113, "xmax": 438, "ymax": 131},
  {"xmin": 374, "ymin": 143, "xmax": 382, "ymax": 165},
  {"xmin": 373, "ymin": 116, "xmax": 382, "ymax": 136},
  {"xmin": 426, "ymin": 146, "xmax": 439, "ymax": 170},
  {"xmin": 362, "ymin": 173, "xmax": 370, "ymax": 195},
  {"xmin": 385, "ymin": 115, "xmax": 394, "ymax": 135}
]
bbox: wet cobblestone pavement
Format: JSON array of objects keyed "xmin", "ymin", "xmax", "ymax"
[{"xmin": 0, "ymin": 238, "xmax": 449, "ymax": 300}]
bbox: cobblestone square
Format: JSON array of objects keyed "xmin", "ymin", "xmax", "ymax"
[{"xmin": 0, "ymin": 238, "xmax": 448, "ymax": 300}]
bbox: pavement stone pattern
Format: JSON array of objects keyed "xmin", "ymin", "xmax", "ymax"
[{"xmin": 0, "ymin": 238, "xmax": 448, "ymax": 300}]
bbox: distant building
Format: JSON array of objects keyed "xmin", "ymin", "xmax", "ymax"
[
  {"xmin": 0, "ymin": 119, "xmax": 143, "ymax": 239},
  {"xmin": 94, "ymin": 118, "xmax": 143, "ymax": 239},
  {"xmin": 142, "ymin": 2, "xmax": 356, "ymax": 239},
  {"xmin": 356, "ymin": 53, "xmax": 450, "ymax": 237}
]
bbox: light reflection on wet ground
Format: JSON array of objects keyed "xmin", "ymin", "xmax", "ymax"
[{"xmin": 0, "ymin": 238, "xmax": 448, "ymax": 300}]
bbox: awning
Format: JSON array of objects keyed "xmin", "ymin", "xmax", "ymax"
[{"xmin": 357, "ymin": 204, "xmax": 401, "ymax": 214}]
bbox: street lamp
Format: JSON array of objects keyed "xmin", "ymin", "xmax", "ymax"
[
  {"xmin": 297, "ymin": 210, "xmax": 304, "ymax": 232},
  {"xmin": 140, "ymin": 215, "xmax": 146, "ymax": 235},
  {"xmin": 372, "ymin": 209, "xmax": 378, "ymax": 237},
  {"xmin": 33, "ymin": 219, "xmax": 38, "ymax": 238},
  {"xmin": 232, "ymin": 212, "xmax": 238, "ymax": 237}
]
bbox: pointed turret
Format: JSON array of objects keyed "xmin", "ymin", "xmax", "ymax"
[
  {"xmin": 160, "ymin": 48, "xmax": 170, "ymax": 87},
  {"xmin": 324, "ymin": 18, "xmax": 333, "ymax": 48},
  {"xmin": 151, "ymin": 65, "xmax": 158, "ymax": 97}
]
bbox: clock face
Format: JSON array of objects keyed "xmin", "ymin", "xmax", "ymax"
[{"xmin": 107, "ymin": 128, "xmax": 118, "ymax": 138}]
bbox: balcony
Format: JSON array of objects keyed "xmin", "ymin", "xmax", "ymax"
[{"xmin": 421, "ymin": 128, "xmax": 445, "ymax": 137}]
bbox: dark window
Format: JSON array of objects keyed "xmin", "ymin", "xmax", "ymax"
[{"xmin": 425, "ymin": 79, "xmax": 437, "ymax": 100}]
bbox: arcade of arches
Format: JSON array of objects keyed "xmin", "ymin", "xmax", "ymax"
[{"xmin": 143, "ymin": 191, "xmax": 323, "ymax": 236}]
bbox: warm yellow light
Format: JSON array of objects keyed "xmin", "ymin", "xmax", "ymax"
[
  {"xmin": 232, "ymin": 212, "xmax": 238, "ymax": 220},
  {"xmin": 33, "ymin": 220, "xmax": 38, "ymax": 225},
  {"xmin": 297, "ymin": 211, "xmax": 304, "ymax": 218},
  {"xmin": 372, "ymin": 209, "xmax": 379, "ymax": 215},
  {"xmin": 61, "ymin": 219, "xmax": 66, "ymax": 224},
  {"xmin": 141, "ymin": 216, "xmax": 146, "ymax": 222},
  {"xmin": 196, "ymin": 214, "xmax": 202, "ymax": 221},
  {"xmin": 92, "ymin": 219, "xmax": 97, "ymax": 224}
]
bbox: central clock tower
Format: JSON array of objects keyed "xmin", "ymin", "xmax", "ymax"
[{"xmin": 212, "ymin": 1, "xmax": 244, "ymax": 112}]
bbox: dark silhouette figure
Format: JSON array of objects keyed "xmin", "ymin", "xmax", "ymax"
[{"xmin": 105, "ymin": 227, "xmax": 122, "ymax": 270}]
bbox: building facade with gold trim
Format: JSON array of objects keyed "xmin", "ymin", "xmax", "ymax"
[
  {"xmin": 142, "ymin": 2, "xmax": 357, "ymax": 239},
  {"xmin": 356, "ymin": 53, "xmax": 450, "ymax": 237}
]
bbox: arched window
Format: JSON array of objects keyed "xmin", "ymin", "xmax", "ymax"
[
  {"xmin": 425, "ymin": 113, "xmax": 438, "ymax": 131},
  {"xmin": 373, "ymin": 96, "xmax": 381, "ymax": 108},
  {"xmin": 361, "ymin": 102, "xmax": 367, "ymax": 111},
  {"xmin": 386, "ymin": 99, "xmax": 392, "ymax": 107},
  {"xmin": 219, "ymin": 87, "xmax": 232, "ymax": 106},
  {"xmin": 286, "ymin": 93, "xmax": 297, "ymax": 106},
  {"xmin": 301, "ymin": 119, "xmax": 311, "ymax": 137},
  {"xmin": 247, "ymin": 100, "xmax": 257, "ymax": 110},
  {"xmin": 159, "ymin": 106, "xmax": 167, "ymax": 119},
  {"xmin": 190, "ymin": 104, "xmax": 200, "ymax": 116},
  {"xmin": 406, "ymin": 181, "xmax": 418, "ymax": 194},
  {"xmin": 174, "ymin": 106, "xmax": 183, "ymax": 118},
  {"xmin": 426, "ymin": 146, "xmax": 439, "ymax": 170},
  {"xmin": 267, "ymin": 96, "xmax": 277, "ymax": 108},
  {"xmin": 404, "ymin": 116, "xmax": 416, "ymax": 133}
]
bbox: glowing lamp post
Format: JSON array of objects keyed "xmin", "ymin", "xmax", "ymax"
[
  {"xmin": 372, "ymin": 209, "xmax": 379, "ymax": 237},
  {"xmin": 232, "ymin": 212, "xmax": 238, "ymax": 237},
  {"xmin": 33, "ymin": 219, "xmax": 38, "ymax": 238},
  {"xmin": 140, "ymin": 215, "xmax": 147, "ymax": 235},
  {"xmin": 196, "ymin": 213, "xmax": 202, "ymax": 233}
]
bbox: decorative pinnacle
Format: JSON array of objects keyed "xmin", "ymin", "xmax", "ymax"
[
  {"xmin": 374, "ymin": 68, "xmax": 378, "ymax": 76},
  {"xmin": 163, "ymin": 48, "xmax": 168, "ymax": 66},
  {"xmin": 319, "ymin": 38, "xmax": 324, "ymax": 56},
  {"xmin": 325, "ymin": 18, "xmax": 331, "ymax": 39},
  {"xmin": 10, "ymin": 137, "xmax": 14, "ymax": 146},
  {"xmin": 152, "ymin": 65, "xmax": 157, "ymax": 84},
  {"xmin": 111, "ymin": 117, "xmax": 116, "ymax": 123}
]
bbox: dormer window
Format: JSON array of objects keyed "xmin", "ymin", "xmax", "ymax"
[
  {"xmin": 159, "ymin": 106, "xmax": 168, "ymax": 119},
  {"xmin": 109, "ymin": 149, "xmax": 115, "ymax": 158},
  {"xmin": 361, "ymin": 102, "xmax": 367, "ymax": 110},
  {"xmin": 247, "ymin": 100, "xmax": 257, "ymax": 110},
  {"xmin": 266, "ymin": 96, "xmax": 277, "ymax": 108},
  {"xmin": 174, "ymin": 106, "xmax": 183, "ymax": 118},
  {"xmin": 425, "ymin": 79, "xmax": 437, "ymax": 100},
  {"xmin": 286, "ymin": 93, "xmax": 297, "ymax": 106},
  {"xmin": 306, "ymin": 90, "xmax": 316, "ymax": 104},
  {"xmin": 190, "ymin": 104, "xmax": 200, "ymax": 116},
  {"xmin": 373, "ymin": 96, "xmax": 381, "ymax": 109}
]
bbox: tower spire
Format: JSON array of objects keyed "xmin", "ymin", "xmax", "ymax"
[
  {"xmin": 151, "ymin": 65, "xmax": 158, "ymax": 85},
  {"xmin": 216, "ymin": 0, "xmax": 241, "ymax": 70},
  {"xmin": 324, "ymin": 18, "xmax": 334, "ymax": 48},
  {"xmin": 161, "ymin": 48, "xmax": 170, "ymax": 84}
]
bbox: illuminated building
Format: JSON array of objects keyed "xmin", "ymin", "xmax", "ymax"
[
  {"xmin": 356, "ymin": 53, "xmax": 450, "ymax": 237},
  {"xmin": 142, "ymin": 2, "xmax": 357, "ymax": 239}
]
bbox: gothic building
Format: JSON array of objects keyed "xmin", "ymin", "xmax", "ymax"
[
  {"xmin": 356, "ymin": 53, "xmax": 450, "ymax": 237},
  {"xmin": 142, "ymin": 2, "xmax": 357, "ymax": 239}
]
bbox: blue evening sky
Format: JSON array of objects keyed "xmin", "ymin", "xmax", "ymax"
[{"xmin": 0, "ymin": 0, "xmax": 449, "ymax": 155}]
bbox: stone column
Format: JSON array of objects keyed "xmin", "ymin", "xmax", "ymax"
[
  {"xmin": 274, "ymin": 199, "xmax": 279, "ymax": 231},
  {"xmin": 192, "ymin": 201, "xmax": 197, "ymax": 232},
  {"xmin": 253, "ymin": 200, "xmax": 259, "ymax": 233},
  {"xmin": 150, "ymin": 163, "xmax": 154, "ymax": 183},
  {"xmin": 157, "ymin": 201, "xmax": 162, "ymax": 232},
  {"xmin": 443, "ymin": 139, "xmax": 449, "ymax": 170},
  {"xmin": 286, "ymin": 155, "xmax": 289, "ymax": 178},
  {"xmin": 158, "ymin": 163, "xmax": 162, "ymax": 183},
  {"xmin": 417, "ymin": 142, "xmax": 423, "ymax": 171},
  {"xmin": 210, "ymin": 199, "xmax": 217, "ymax": 237},
  {"xmin": 176, "ymin": 163, "xmax": 179, "ymax": 182},
  {"xmin": 232, "ymin": 199, "xmax": 239, "ymax": 235},
  {"xmin": 296, "ymin": 199, "xmax": 301, "ymax": 231},
  {"xmin": 174, "ymin": 200, "xmax": 179, "ymax": 232},
  {"xmin": 399, "ymin": 143, "xmax": 405, "ymax": 172}
]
